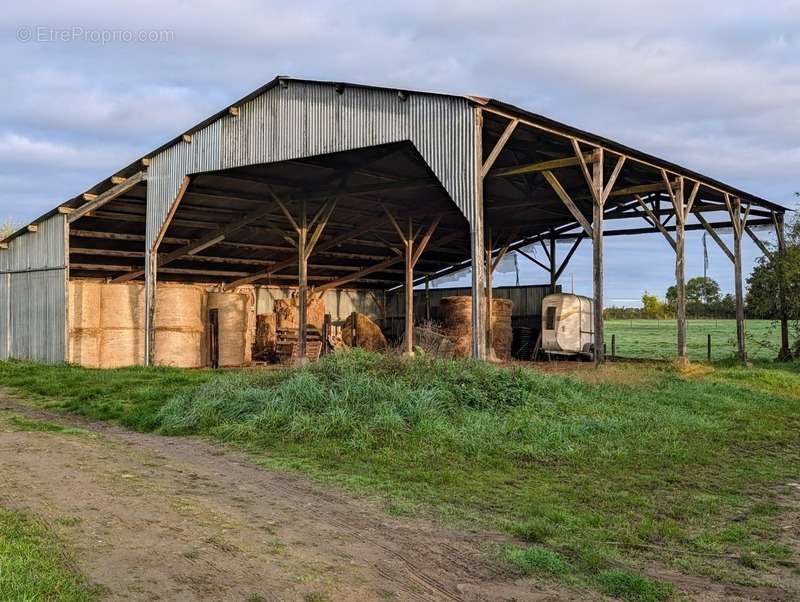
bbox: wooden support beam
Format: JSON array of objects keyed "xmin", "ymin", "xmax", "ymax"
[
  {"xmin": 315, "ymin": 231, "xmax": 462, "ymax": 293},
  {"xmin": 26, "ymin": 224, "xmax": 38, "ymax": 233},
  {"xmin": 487, "ymin": 152, "xmax": 595, "ymax": 179},
  {"xmin": 297, "ymin": 201, "xmax": 308, "ymax": 363},
  {"xmin": 152, "ymin": 176, "xmax": 191, "ymax": 251},
  {"xmin": 602, "ymin": 156, "xmax": 626, "ymax": 203},
  {"xmin": 404, "ymin": 218, "xmax": 414, "ymax": 355},
  {"xmin": 68, "ymin": 171, "xmax": 147, "ymax": 223},
  {"xmin": 673, "ymin": 178, "xmax": 688, "ymax": 363},
  {"xmin": 591, "ymin": 148, "xmax": 605, "ymax": 365},
  {"xmin": 542, "ymin": 170, "xmax": 593, "ymax": 236},
  {"xmin": 481, "ymin": 118, "xmax": 518, "ymax": 177},
  {"xmin": 554, "ymin": 234, "xmax": 584, "ymax": 282},
  {"xmin": 517, "ymin": 248, "xmax": 549, "ymax": 272},
  {"xmin": 634, "ymin": 195, "xmax": 676, "ymax": 250},
  {"xmin": 573, "ymin": 140, "xmax": 601, "ymax": 206},
  {"xmin": 694, "ymin": 213, "xmax": 735, "ymax": 263},
  {"xmin": 114, "ymin": 198, "xmax": 290, "ymax": 283},
  {"xmin": 744, "ymin": 225, "xmax": 772, "ymax": 258},
  {"xmin": 730, "ymin": 197, "xmax": 747, "ymax": 362}
]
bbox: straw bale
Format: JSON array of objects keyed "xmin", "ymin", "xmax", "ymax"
[{"xmin": 342, "ymin": 312, "xmax": 387, "ymax": 351}]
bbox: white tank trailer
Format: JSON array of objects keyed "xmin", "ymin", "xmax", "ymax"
[{"xmin": 540, "ymin": 293, "xmax": 595, "ymax": 359}]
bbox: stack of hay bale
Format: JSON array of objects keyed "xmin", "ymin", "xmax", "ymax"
[
  {"xmin": 208, "ymin": 291, "xmax": 253, "ymax": 367},
  {"xmin": 440, "ymin": 296, "xmax": 513, "ymax": 360}
]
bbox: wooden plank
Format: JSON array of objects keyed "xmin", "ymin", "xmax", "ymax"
[
  {"xmin": 410, "ymin": 215, "xmax": 442, "ymax": 267},
  {"xmin": 634, "ymin": 195, "xmax": 676, "ymax": 250},
  {"xmin": 572, "ymin": 139, "xmax": 601, "ymax": 206},
  {"xmin": 695, "ymin": 213, "xmax": 734, "ymax": 263},
  {"xmin": 487, "ymin": 153, "xmax": 595, "ymax": 179},
  {"xmin": 152, "ymin": 176, "xmax": 191, "ymax": 252},
  {"xmin": 592, "ymin": 148, "xmax": 605, "ymax": 365},
  {"xmin": 68, "ymin": 171, "xmax": 146, "ymax": 223},
  {"xmin": 732, "ymin": 197, "xmax": 746, "ymax": 361},
  {"xmin": 554, "ymin": 235, "xmax": 584, "ymax": 281},
  {"xmin": 481, "ymin": 118, "xmax": 518, "ymax": 178},
  {"xmin": 602, "ymin": 155, "xmax": 626, "ymax": 203},
  {"xmin": 315, "ymin": 231, "xmax": 462, "ymax": 293},
  {"xmin": 674, "ymin": 179, "xmax": 687, "ymax": 362},
  {"xmin": 542, "ymin": 170, "xmax": 593, "ymax": 236},
  {"xmin": 744, "ymin": 225, "xmax": 772, "ymax": 258}
]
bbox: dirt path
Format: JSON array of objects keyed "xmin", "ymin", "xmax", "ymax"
[{"xmin": 0, "ymin": 392, "xmax": 578, "ymax": 602}]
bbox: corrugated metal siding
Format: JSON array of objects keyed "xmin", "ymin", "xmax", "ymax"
[
  {"xmin": 386, "ymin": 284, "xmax": 556, "ymax": 320},
  {"xmin": 146, "ymin": 81, "xmax": 477, "ymax": 249},
  {"xmin": 0, "ymin": 213, "xmax": 67, "ymax": 363},
  {"xmin": 0, "ymin": 274, "xmax": 9, "ymax": 360},
  {"xmin": 255, "ymin": 286, "xmax": 383, "ymax": 322}
]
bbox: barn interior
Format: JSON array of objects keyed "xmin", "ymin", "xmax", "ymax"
[{"xmin": 7, "ymin": 81, "xmax": 786, "ymax": 369}]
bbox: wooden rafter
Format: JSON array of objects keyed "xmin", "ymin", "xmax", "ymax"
[
  {"xmin": 481, "ymin": 118, "xmax": 519, "ymax": 177},
  {"xmin": 68, "ymin": 171, "xmax": 147, "ymax": 223},
  {"xmin": 542, "ymin": 170, "xmax": 593, "ymax": 236}
]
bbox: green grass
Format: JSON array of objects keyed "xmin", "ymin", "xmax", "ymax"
[
  {"xmin": 605, "ymin": 319, "xmax": 782, "ymax": 361},
  {"xmin": 0, "ymin": 508, "xmax": 101, "ymax": 601},
  {"xmin": 0, "ymin": 362, "xmax": 212, "ymax": 431},
  {"xmin": 1, "ymin": 352, "xmax": 799, "ymax": 599}
]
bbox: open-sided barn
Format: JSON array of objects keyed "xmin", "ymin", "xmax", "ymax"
[{"xmin": 0, "ymin": 77, "xmax": 790, "ymax": 366}]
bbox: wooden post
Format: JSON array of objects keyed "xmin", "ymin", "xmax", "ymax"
[
  {"xmin": 472, "ymin": 108, "xmax": 488, "ymax": 360},
  {"xmin": 591, "ymin": 148, "xmax": 605, "ymax": 365},
  {"xmin": 297, "ymin": 200, "xmax": 308, "ymax": 363},
  {"xmin": 485, "ymin": 228, "xmax": 493, "ymax": 356},
  {"xmin": 424, "ymin": 276, "xmax": 431, "ymax": 322},
  {"xmin": 674, "ymin": 178, "xmax": 688, "ymax": 364},
  {"xmin": 404, "ymin": 217, "xmax": 414, "ymax": 355},
  {"xmin": 774, "ymin": 212, "xmax": 792, "ymax": 361},
  {"xmin": 144, "ymin": 250, "xmax": 157, "ymax": 366},
  {"xmin": 549, "ymin": 232, "xmax": 557, "ymax": 292},
  {"xmin": 731, "ymin": 197, "xmax": 747, "ymax": 362}
]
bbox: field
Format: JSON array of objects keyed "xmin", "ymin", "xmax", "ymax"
[
  {"xmin": 1, "ymin": 352, "xmax": 799, "ymax": 600},
  {"xmin": 605, "ymin": 319, "xmax": 783, "ymax": 361}
]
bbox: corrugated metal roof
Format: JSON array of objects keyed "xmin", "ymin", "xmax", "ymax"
[{"xmin": 1, "ymin": 75, "xmax": 789, "ymax": 244}]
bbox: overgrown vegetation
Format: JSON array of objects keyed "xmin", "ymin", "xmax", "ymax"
[
  {"xmin": 0, "ymin": 508, "xmax": 101, "ymax": 601},
  {"xmin": 1, "ymin": 352, "xmax": 799, "ymax": 599}
]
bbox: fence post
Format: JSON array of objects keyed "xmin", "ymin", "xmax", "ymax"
[
  {"xmin": 707, "ymin": 333, "xmax": 711, "ymax": 362},
  {"xmin": 611, "ymin": 334, "xmax": 616, "ymax": 359}
]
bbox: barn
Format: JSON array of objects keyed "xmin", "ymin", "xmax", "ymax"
[{"xmin": 0, "ymin": 77, "xmax": 789, "ymax": 367}]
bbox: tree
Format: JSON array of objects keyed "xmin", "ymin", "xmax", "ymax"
[
  {"xmin": 686, "ymin": 277, "xmax": 721, "ymax": 304},
  {"xmin": 0, "ymin": 218, "xmax": 15, "ymax": 239},
  {"xmin": 746, "ymin": 210, "xmax": 800, "ymax": 355},
  {"xmin": 641, "ymin": 291, "xmax": 669, "ymax": 319},
  {"xmin": 666, "ymin": 277, "xmax": 724, "ymax": 317}
]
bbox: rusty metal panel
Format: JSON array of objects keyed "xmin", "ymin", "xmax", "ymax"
[
  {"xmin": 146, "ymin": 80, "xmax": 477, "ymax": 251},
  {"xmin": 0, "ymin": 213, "xmax": 67, "ymax": 363}
]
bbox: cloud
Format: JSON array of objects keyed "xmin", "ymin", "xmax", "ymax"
[{"xmin": 0, "ymin": 0, "xmax": 797, "ymax": 299}]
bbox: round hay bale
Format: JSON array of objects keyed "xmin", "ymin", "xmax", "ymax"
[
  {"xmin": 100, "ymin": 328, "xmax": 145, "ymax": 368},
  {"xmin": 68, "ymin": 280, "xmax": 102, "ymax": 367},
  {"xmin": 154, "ymin": 285, "xmax": 205, "ymax": 368},
  {"xmin": 69, "ymin": 331, "xmax": 101, "ymax": 368},
  {"xmin": 69, "ymin": 280, "xmax": 102, "ymax": 330},
  {"xmin": 440, "ymin": 296, "xmax": 473, "ymax": 357},
  {"xmin": 100, "ymin": 283, "xmax": 144, "ymax": 330},
  {"xmin": 439, "ymin": 295, "xmax": 514, "ymax": 360},
  {"xmin": 99, "ymin": 283, "xmax": 145, "ymax": 367},
  {"xmin": 342, "ymin": 312, "xmax": 387, "ymax": 351},
  {"xmin": 208, "ymin": 292, "xmax": 250, "ymax": 367}
]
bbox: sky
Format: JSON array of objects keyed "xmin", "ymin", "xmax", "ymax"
[{"xmin": 1, "ymin": 1, "xmax": 798, "ymax": 305}]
